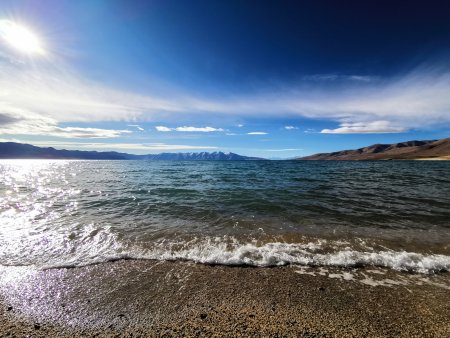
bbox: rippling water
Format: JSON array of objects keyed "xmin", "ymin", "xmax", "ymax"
[{"xmin": 0, "ymin": 160, "xmax": 449, "ymax": 272}]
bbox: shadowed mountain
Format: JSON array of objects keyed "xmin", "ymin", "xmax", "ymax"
[
  {"xmin": 297, "ymin": 138, "xmax": 450, "ymax": 160},
  {"xmin": 0, "ymin": 142, "xmax": 264, "ymax": 160}
]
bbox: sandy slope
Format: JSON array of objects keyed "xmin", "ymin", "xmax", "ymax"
[{"xmin": 299, "ymin": 137, "xmax": 450, "ymax": 160}]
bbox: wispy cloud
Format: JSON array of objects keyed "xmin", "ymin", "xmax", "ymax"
[
  {"xmin": 155, "ymin": 126, "xmax": 224, "ymax": 132},
  {"xmin": 321, "ymin": 121, "xmax": 406, "ymax": 134},
  {"xmin": 220, "ymin": 65, "xmax": 450, "ymax": 133},
  {"xmin": 284, "ymin": 125, "xmax": 298, "ymax": 130},
  {"xmin": 247, "ymin": 132, "xmax": 268, "ymax": 135},
  {"xmin": 51, "ymin": 127, "xmax": 131, "ymax": 138},
  {"xmin": 0, "ymin": 59, "xmax": 186, "ymax": 138},
  {"xmin": 13, "ymin": 140, "xmax": 218, "ymax": 151},
  {"xmin": 0, "ymin": 106, "xmax": 130, "ymax": 138},
  {"xmin": 1, "ymin": 44, "xmax": 450, "ymax": 138},
  {"xmin": 79, "ymin": 142, "xmax": 218, "ymax": 151},
  {"xmin": 301, "ymin": 74, "xmax": 376, "ymax": 82},
  {"xmin": 128, "ymin": 124, "xmax": 144, "ymax": 131}
]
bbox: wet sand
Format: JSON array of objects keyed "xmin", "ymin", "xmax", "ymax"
[{"xmin": 0, "ymin": 260, "xmax": 449, "ymax": 337}]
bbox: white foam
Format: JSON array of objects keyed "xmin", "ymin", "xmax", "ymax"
[
  {"xmin": 118, "ymin": 238, "xmax": 450, "ymax": 274},
  {"xmin": 328, "ymin": 272, "xmax": 355, "ymax": 280},
  {"xmin": 295, "ymin": 267, "xmax": 316, "ymax": 276},
  {"xmin": 2, "ymin": 234, "xmax": 449, "ymax": 274},
  {"xmin": 416, "ymin": 277, "xmax": 450, "ymax": 290}
]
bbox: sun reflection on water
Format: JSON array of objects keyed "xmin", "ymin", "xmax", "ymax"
[{"xmin": 0, "ymin": 160, "xmax": 80, "ymax": 264}]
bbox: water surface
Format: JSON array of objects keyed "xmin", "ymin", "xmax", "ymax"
[{"xmin": 0, "ymin": 160, "xmax": 449, "ymax": 272}]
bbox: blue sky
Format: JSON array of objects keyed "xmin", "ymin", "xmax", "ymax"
[{"xmin": 0, "ymin": 0, "xmax": 450, "ymax": 158}]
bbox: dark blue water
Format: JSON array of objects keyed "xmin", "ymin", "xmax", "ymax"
[{"xmin": 0, "ymin": 160, "xmax": 449, "ymax": 272}]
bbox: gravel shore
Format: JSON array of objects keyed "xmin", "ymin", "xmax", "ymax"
[{"xmin": 0, "ymin": 260, "xmax": 449, "ymax": 337}]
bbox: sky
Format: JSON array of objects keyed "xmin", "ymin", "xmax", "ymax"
[{"xmin": 0, "ymin": 0, "xmax": 450, "ymax": 158}]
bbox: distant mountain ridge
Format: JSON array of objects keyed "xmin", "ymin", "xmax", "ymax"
[
  {"xmin": 145, "ymin": 152, "xmax": 262, "ymax": 161},
  {"xmin": 297, "ymin": 137, "xmax": 450, "ymax": 160},
  {"xmin": 0, "ymin": 142, "xmax": 264, "ymax": 160}
]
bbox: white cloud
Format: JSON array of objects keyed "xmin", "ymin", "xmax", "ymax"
[
  {"xmin": 175, "ymin": 126, "xmax": 224, "ymax": 132},
  {"xmin": 284, "ymin": 126, "xmax": 298, "ymax": 130},
  {"xmin": 1, "ymin": 42, "xmax": 450, "ymax": 138},
  {"xmin": 237, "ymin": 124, "xmax": 244, "ymax": 127},
  {"xmin": 51, "ymin": 127, "xmax": 131, "ymax": 138},
  {"xmin": 0, "ymin": 59, "xmax": 191, "ymax": 138},
  {"xmin": 155, "ymin": 126, "xmax": 172, "ymax": 132},
  {"xmin": 155, "ymin": 126, "xmax": 224, "ymax": 132},
  {"xmin": 321, "ymin": 121, "xmax": 406, "ymax": 134},
  {"xmin": 247, "ymin": 132, "xmax": 268, "ymax": 135},
  {"xmin": 128, "ymin": 124, "xmax": 144, "ymax": 131},
  {"xmin": 0, "ymin": 67, "xmax": 150, "ymax": 123},
  {"xmin": 0, "ymin": 107, "xmax": 130, "ymax": 138},
  {"xmin": 195, "ymin": 65, "xmax": 450, "ymax": 133}
]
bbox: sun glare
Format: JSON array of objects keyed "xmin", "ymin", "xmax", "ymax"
[{"xmin": 0, "ymin": 20, "xmax": 45, "ymax": 55}]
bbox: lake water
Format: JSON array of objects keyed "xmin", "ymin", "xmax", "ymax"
[{"xmin": 0, "ymin": 160, "xmax": 449, "ymax": 273}]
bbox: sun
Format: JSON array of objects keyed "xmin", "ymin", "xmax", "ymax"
[{"xmin": 0, "ymin": 20, "xmax": 45, "ymax": 55}]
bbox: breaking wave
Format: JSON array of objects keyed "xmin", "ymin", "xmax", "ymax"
[{"xmin": 36, "ymin": 237, "xmax": 450, "ymax": 274}]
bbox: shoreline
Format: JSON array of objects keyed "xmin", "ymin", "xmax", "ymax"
[
  {"xmin": 415, "ymin": 156, "xmax": 450, "ymax": 160},
  {"xmin": 1, "ymin": 260, "xmax": 449, "ymax": 337}
]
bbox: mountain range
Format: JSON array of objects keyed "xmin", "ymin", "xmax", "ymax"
[
  {"xmin": 2, "ymin": 138, "xmax": 449, "ymax": 161},
  {"xmin": 298, "ymin": 138, "xmax": 450, "ymax": 160},
  {"xmin": 0, "ymin": 142, "xmax": 263, "ymax": 161}
]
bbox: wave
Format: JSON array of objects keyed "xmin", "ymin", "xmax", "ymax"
[{"xmin": 36, "ymin": 237, "xmax": 450, "ymax": 274}]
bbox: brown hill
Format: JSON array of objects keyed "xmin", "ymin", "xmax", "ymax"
[{"xmin": 298, "ymin": 137, "xmax": 450, "ymax": 160}]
